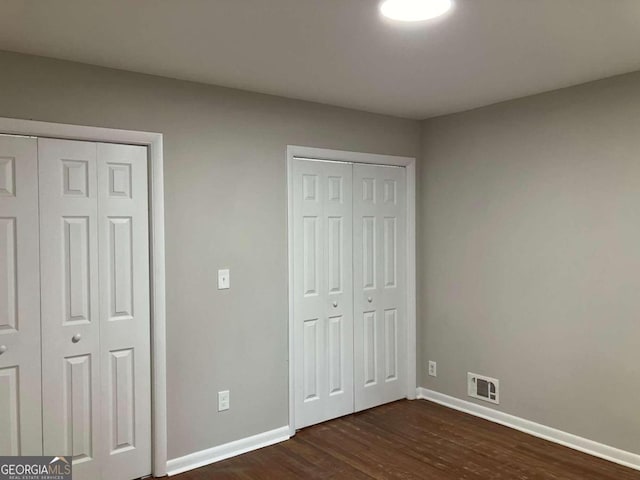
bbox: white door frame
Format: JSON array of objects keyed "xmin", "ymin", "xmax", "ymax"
[
  {"xmin": 287, "ymin": 145, "xmax": 417, "ymax": 436},
  {"xmin": 0, "ymin": 117, "xmax": 168, "ymax": 478}
]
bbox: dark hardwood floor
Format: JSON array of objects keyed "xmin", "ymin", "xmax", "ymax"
[{"xmin": 173, "ymin": 399, "xmax": 640, "ymax": 479}]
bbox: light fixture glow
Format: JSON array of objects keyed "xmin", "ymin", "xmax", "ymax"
[{"xmin": 380, "ymin": 0, "xmax": 453, "ymax": 22}]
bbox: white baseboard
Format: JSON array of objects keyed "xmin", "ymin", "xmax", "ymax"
[
  {"xmin": 166, "ymin": 426, "xmax": 290, "ymax": 476},
  {"xmin": 416, "ymin": 387, "xmax": 640, "ymax": 472}
]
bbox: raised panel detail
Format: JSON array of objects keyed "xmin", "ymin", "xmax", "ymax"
[
  {"xmin": 0, "ymin": 157, "xmax": 15, "ymax": 196},
  {"xmin": 108, "ymin": 163, "xmax": 132, "ymax": 198},
  {"xmin": 62, "ymin": 217, "xmax": 91, "ymax": 323},
  {"xmin": 384, "ymin": 309, "xmax": 398, "ymax": 381},
  {"xmin": 384, "ymin": 180, "xmax": 397, "ymax": 204},
  {"xmin": 363, "ymin": 311, "xmax": 377, "ymax": 387},
  {"xmin": 383, "ymin": 217, "xmax": 397, "ymax": 288},
  {"xmin": 108, "ymin": 217, "xmax": 133, "ymax": 321},
  {"xmin": 303, "ymin": 319, "xmax": 320, "ymax": 401},
  {"xmin": 303, "ymin": 217, "xmax": 319, "ymax": 296},
  {"xmin": 362, "ymin": 178, "xmax": 375, "ymax": 204},
  {"xmin": 328, "ymin": 316, "xmax": 343, "ymax": 395},
  {"xmin": 62, "ymin": 160, "xmax": 89, "ymax": 197},
  {"xmin": 0, "ymin": 218, "xmax": 17, "ymax": 333},
  {"xmin": 0, "ymin": 366, "xmax": 20, "ymax": 455},
  {"xmin": 63, "ymin": 355, "xmax": 93, "ymax": 461},
  {"xmin": 302, "ymin": 175, "xmax": 318, "ymax": 202},
  {"xmin": 110, "ymin": 349, "xmax": 135, "ymax": 453},
  {"xmin": 362, "ymin": 217, "xmax": 376, "ymax": 290},
  {"xmin": 63, "ymin": 217, "xmax": 91, "ymax": 324},
  {"xmin": 327, "ymin": 217, "xmax": 342, "ymax": 294},
  {"xmin": 328, "ymin": 176, "xmax": 343, "ymax": 202}
]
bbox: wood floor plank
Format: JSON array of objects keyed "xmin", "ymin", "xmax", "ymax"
[{"xmin": 172, "ymin": 399, "xmax": 640, "ymax": 480}]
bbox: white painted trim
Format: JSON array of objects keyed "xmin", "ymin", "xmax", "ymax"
[
  {"xmin": 166, "ymin": 426, "xmax": 290, "ymax": 476},
  {"xmin": 405, "ymin": 160, "xmax": 417, "ymax": 401},
  {"xmin": 416, "ymin": 388, "xmax": 640, "ymax": 472},
  {"xmin": 287, "ymin": 150, "xmax": 296, "ymax": 437},
  {"xmin": 287, "ymin": 145, "xmax": 418, "ymax": 435},
  {"xmin": 0, "ymin": 117, "xmax": 168, "ymax": 477},
  {"xmin": 289, "ymin": 145, "xmax": 414, "ymax": 167}
]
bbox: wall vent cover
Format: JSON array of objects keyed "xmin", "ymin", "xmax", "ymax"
[{"xmin": 467, "ymin": 372, "xmax": 499, "ymax": 404}]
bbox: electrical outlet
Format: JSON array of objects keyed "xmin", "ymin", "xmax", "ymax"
[
  {"xmin": 218, "ymin": 390, "xmax": 230, "ymax": 411},
  {"xmin": 428, "ymin": 360, "xmax": 437, "ymax": 377}
]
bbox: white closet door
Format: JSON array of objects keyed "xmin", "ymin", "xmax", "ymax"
[
  {"xmin": 97, "ymin": 143, "xmax": 151, "ymax": 480},
  {"xmin": 39, "ymin": 138, "xmax": 101, "ymax": 479},
  {"xmin": 353, "ymin": 164, "xmax": 407, "ymax": 412},
  {"xmin": 293, "ymin": 159, "xmax": 354, "ymax": 429},
  {"xmin": 0, "ymin": 136, "xmax": 42, "ymax": 455}
]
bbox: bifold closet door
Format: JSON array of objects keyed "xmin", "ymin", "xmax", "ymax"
[
  {"xmin": 97, "ymin": 143, "xmax": 151, "ymax": 480},
  {"xmin": 0, "ymin": 136, "xmax": 42, "ymax": 455},
  {"xmin": 353, "ymin": 164, "xmax": 407, "ymax": 412},
  {"xmin": 293, "ymin": 159, "xmax": 354, "ymax": 429},
  {"xmin": 39, "ymin": 138, "xmax": 151, "ymax": 480},
  {"xmin": 39, "ymin": 139, "xmax": 101, "ymax": 478}
]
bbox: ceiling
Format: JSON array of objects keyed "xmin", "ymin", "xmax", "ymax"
[{"xmin": 1, "ymin": 0, "xmax": 640, "ymax": 119}]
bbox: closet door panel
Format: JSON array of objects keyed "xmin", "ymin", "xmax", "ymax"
[
  {"xmin": 353, "ymin": 164, "xmax": 406, "ymax": 412},
  {"xmin": 39, "ymin": 138, "xmax": 101, "ymax": 479},
  {"xmin": 0, "ymin": 136, "xmax": 42, "ymax": 455},
  {"xmin": 97, "ymin": 143, "xmax": 151, "ymax": 480},
  {"xmin": 293, "ymin": 160, "xmax": 353, "ymax": 429}
]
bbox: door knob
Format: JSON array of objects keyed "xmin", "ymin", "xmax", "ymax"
[
  {"xmin": 0, "ymin": 345, "xmax": 6, "ymax": 355},
  {"xmin": 367, "ymin": 297, "xmax": 373, "ymax": 303},
  {"xmin": 72, "ymin": 334, "xmax": 82, "ymax": 343},
  {"xmin": 332, "ymin": 301, "xmax": 338, "ymax": 308}
]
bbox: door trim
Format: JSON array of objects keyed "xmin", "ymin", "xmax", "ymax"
[
  {"xmin": 286, "ymin": 145, "xmax": 417, "ymax": 436},
  {"xmin": 0, "ymin": 117, "xmax": 168, "ymax": 477}
]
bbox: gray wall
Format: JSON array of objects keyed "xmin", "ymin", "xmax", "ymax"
[
  {"xmin": 420, "ymin": 71, "xmax": 640, "ymax": 454},
  {"xmin": 0, "ymin": 50, "xmax": 420, "ymax": 459},
  {"xmin": 4, "ymin": 47, "xmax": 638, "ymax": 461}
]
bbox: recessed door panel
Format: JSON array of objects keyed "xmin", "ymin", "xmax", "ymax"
[
  {"xmin": 0, "ymin": 157, "xmax": 15, "ymax": 196},
  {"xmin": 63, "ymin": 217, "xmax": 91, "ymax": 324},
  {"xmin": 383, "ymin": 180, "xmax": 396, "ymax": 205},
  {"xmin": 302, "ymin": 174, "xmax": 317, "ymax": 202},
  {"xmin": 327, "ymin": 217, "xmax": 343, "ymax": 294},
  {"xmin": 362, "ymin": 217, "xmax": 376, "ymax": 289},
  {"xmin": 108, "ymin": 217, "xmax": 134, "ymax": 321},
  {"xmin": 110, "ymin": 348, "xmax": 135, "ymax": 453},
  {"xmin": 107, "ymin": 163, "xmax": 132, "ymax": 199},
  {"xmin": 62, "ymin": 160, "xmax": 89, "ymax": 197},
  {"xmin": 328, "ymin": 176, "xmax": 343, "ymax": 203},
  {"xmin": 0, "ymin": 218, "xmax": 17, "ymax": 333},
  {"xmin": 0, "ymin": 366, "xmax": 20, "ymax": 455},
  {"xmin": 384, "ymin": 309, "xmax": 398, "ymax": 381},
  {"xmin": 362, "ymin": 178, "xmax": 375, "ymax": 204},
  {"xmin": 363, "ymin": 311, "xmax": 377, "ymax": 387},
  {"xmin": 328, "ymin": 316, "xmax": 343, "ymax": 395},
  {"xmin": 0, "ymin": 136, "xmax": 42, "ymax": 455},
  {"xmin": 64, "ymin": 354, "xmax": 93, "ymax": 460},
  {"xmin": 383, "ymin": 217, "xmax": 397, "ymax": 288},
  {"xmin": 303, "ymin": 319, "xmax": 320, "ymax": 402},
  {"xmin": 303, "ymin": 217, "xmax": 319, "ymax": 297}
]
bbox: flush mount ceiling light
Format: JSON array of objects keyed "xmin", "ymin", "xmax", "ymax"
[{"xmin": 380, "ymin": 0, "xmax": 453, "ymax": 22}]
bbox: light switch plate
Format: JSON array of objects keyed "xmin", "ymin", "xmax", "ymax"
[
  {"xmin": 218, "ymin": 269, "xmax": 230, "ymax": 289},
  {"xmin": 218, "ymin": 390, "xmax": 230, "ymax": 411}
]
